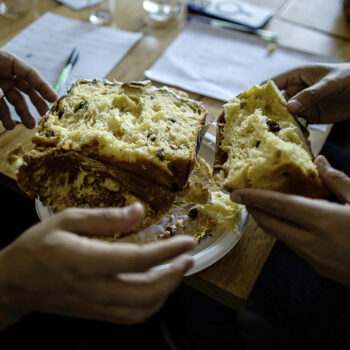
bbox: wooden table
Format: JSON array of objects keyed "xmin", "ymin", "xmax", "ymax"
[{"xmin": 0, "ymin": 0, "xmax": 347, "ymax": 311}]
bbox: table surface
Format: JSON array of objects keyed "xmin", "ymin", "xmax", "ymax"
[{"xmin": 0, "ymin": 0, "xmax": 347, "ymax": 311}]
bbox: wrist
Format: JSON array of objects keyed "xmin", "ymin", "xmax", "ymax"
[{"xmin": 0, "ymin": 248, "xmax": 25, "ymax": 330}]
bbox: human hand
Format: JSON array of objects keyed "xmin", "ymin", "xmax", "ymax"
[
  {"xmin": 230, "ymin": 155, "xmax": 350, "ymax": 287},
  {"xmin": 0, "ymin": 49, "xmax": 57, "ymax": 130},
  {"xmin": 0, "ymin": 203, "xmax": 195, "ymax": 329},
  {"xmin": 267, "ymin": 63, "xmax": 350, "ymax": 124}
]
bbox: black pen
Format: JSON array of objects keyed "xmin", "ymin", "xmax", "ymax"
[
  {"xmin": 54, "ymin": 48, "xmax": 79, "ymax": 93},
  {"xmin": 187, "ymin": 15, "xmax": 278, "ymax": 41}
]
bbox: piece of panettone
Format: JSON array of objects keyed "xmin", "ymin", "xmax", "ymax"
[
  {"xmin": 10, "ymin": 80, "xmax": 207, "ymax": 234},
  {"xmin": 98, "ymin": 157, "xmax": 242, "ymax": 243},
  {"xmin": 32, "ymin": 80, "xmax": 207, "ymax": 191},
  {"xmin": 15, "ymin": 148, "xmax": 176, "ymax": 234},
  {"xmin": 214, "ymin": 80, "xmax": 329, "ymax": 198}
]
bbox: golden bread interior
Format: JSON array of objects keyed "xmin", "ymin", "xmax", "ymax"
[
  {"xmin": 214, "ymin": 80, "xmax": 329, "ymax": 198},
  {"xmin": 33, "ymin": 80, "xmax": 207, "ymax": 190}
]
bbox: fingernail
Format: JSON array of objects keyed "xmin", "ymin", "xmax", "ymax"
[
  {"xmin": 230, "ymin": 192, "xmax": 242, "ymax": 204},
  {"xmin": 287, "ymin": 99, "xmax": 303, "ymax": 113},
  {"xmin": 170, "ymin": 235, "xmax": 196, "ymax": 250},
  {"xmin": 316, "ymin": 155, "xmax": 330, "ymax": 167},
  {"xmin": 126, "ymin": 202, "xmax": 144, "ymax": 216},
  {"xmin": 183, "ymin": 236, "xmax": 196, "ymax": 250},
  {"xmin": 25, "ymin": 118, "xmax": 35, "ymax": 129},
  {"xmin": 172, "ymin": 255, "xmax": 194, "ymax": 271},
  {"xmin": 4, "ymin": 121, "xmax": 15, "ymax": 130}
]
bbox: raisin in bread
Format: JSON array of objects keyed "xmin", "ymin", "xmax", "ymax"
[
  {"xmin": 10, "ymin": 80, "xmax": 207, "ymax": 234},
  {"xmin": 214, "ymin": 80, "xmax": 329, "ymax": 198}
]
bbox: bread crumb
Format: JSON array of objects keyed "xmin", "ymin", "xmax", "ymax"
[
  {"xmin": 266, "ymin": 43, "xmax": 276, "ymax": 54},
  {"xmin": 176, "ymin": 219, "xmax": 184, "ymax": 228}
]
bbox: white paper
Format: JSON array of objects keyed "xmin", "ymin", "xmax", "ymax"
[
  {"xmin": 2, "ymin": 12, "xmax": 142, "ymax": 122},
  {"xmin": 309, "ymin": 124, "xmax": 328, "ymax": 132},
  {"xmin": 56, "ymin": 0, "xmax": 104, "ymax": 11},
  {"xmin": 145, "ymin": 20, "xmax": 340, "ymax": 133}
]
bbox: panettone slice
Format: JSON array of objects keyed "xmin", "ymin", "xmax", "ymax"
[
  {"xmin": 32, "ymin": 80, "xmax": 207, "ymax": 191},
  {"xmin": 214, "ymin": 80, "xmax": 329, "ymax": 199}
]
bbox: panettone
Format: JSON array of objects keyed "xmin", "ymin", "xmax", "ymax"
[
  {"xmin": 214, "ymin": 80, "xmax": 329, "ymax": 198},
  {"xmin": 9, "ymin": 80, "xmax": 207, "ymax": 234},
  {"xmin": 101, "ymin": 157, "xmax": 243, "ymax": 243},
  {"xmin": 33, "ymin": 80, "xmax": 207, "ymax": 190}
]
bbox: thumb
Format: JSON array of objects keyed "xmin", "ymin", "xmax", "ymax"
[
  {"xmin": 287, "ymin": 79, "xmax": 331, "ymax": 114},
  {"xmin": 315, "ymin": 155, "xmax": 350, "ymax": 204},
  {"xmin": 56, "ymin": 202, "xmax": 145, "ymax": 235}
]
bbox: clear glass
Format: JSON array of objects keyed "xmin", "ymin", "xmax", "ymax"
[
  {"xmin": 143, "ymin": 0, "xmax": 185, "ymax": 22},
  {"xmin": 87, "ymin": 0, "xmax": 112, "ymax": 25},
  {"xmin": 0, "ymin": 0, "xmax": 37, "ymax": 18}
]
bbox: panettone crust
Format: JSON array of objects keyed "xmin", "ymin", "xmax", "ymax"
[{"xmin": 16, "ymin": 148, "xmax": 175, "ymax": 233}]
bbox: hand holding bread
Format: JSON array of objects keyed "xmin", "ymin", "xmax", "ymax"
[
  {"xmin": 231, "ymin": 155, "xmax": 350, "ymax": 288},
  {"xmin": 9, "ymin": 79, "xmax": 207, "ymax": 236},
  {"xmin": 267, "ymin": 63, "xmax": 350, "ymax": 124},
  {"xmin": 0, "ymin": 203, "xmax": 195, "ymax": 329},
  {"xmin": 229, "ymin": 63, "xmax": 350, "ymax": 287},
  {"xmin": 6, "ymin": 56, "xmax": 350, "ymax": 301}
]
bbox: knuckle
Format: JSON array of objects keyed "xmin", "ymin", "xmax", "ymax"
[
  {"xmin": 60, "ymin": 245, "xmax": 89, "ymax": 274},
  {"xmin": 326, "ymin": 167, "xmax": 348, "ymax": 182},
  {"xmin": 302, "ymin": 86, "xmax": 323, "ymax": 104},
  {"xmin": 56, "ymin": 208, "xmax": 80, "ymax": 226},
  {"xmin": 99, "ymin": 208, "xmax": 122, "ymax": 233},
  {"xmin": 124, "ymin": 245, "xmax": 148, "ymax": 271},
  {"xmin": 310, "ymin": 210, "xmax": 332, "ymax": 232},
  {"xmin": 266, "ymin": 195, "xmax": 282, "ymax": 213},
  {"xmin": 321, "ymin": 77, "xmax": 337, "ymax": 90}
]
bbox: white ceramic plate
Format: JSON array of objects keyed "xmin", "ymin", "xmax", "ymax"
[{"xmin": 35, "ymin": 133, "xmax": 249, "ymax": 276}]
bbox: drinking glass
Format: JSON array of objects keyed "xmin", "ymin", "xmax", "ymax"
[
  {"xmin": 0, "ymin": 0, "xmax": 37, "ymax": 18},
  {"xmin": 87, "ymin": 0, "xmax": 112, "ymax": 25},
  {"xmin": 143, "ymin": 0, "xmax": 185, "ymax": 22}
]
